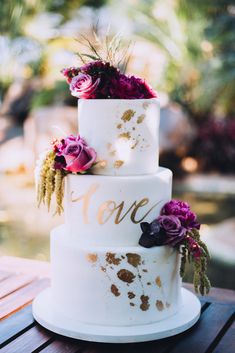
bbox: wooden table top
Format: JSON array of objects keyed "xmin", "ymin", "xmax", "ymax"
[{"xmin": 0, "ymin": 255, "xmax": 234, "ymax": 353}]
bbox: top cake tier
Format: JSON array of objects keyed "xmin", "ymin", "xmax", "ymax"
[{"xmin": 78, "ymin": 98, "xmax": 160, "ymax": 176}]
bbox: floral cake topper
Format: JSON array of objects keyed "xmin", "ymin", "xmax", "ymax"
[
  {"xmin": 61, "ymin": 34, "xmax": 157, "ymax": 99},
  {"xmin": 139, "ymin": 200, "xmax": 211, "ymax": 296},
  {"xmin": 36, "ymin": 135, "xmax": 97, "ymax": 215}
]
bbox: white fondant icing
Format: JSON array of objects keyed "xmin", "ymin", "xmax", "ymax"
[
  {"xmin": 78, "ymin": 98, "xmax": 160, "ymax": 175},
  {"xmin": 51, "ymin": 225, "xmax": 182, "ymax": 326},
  {"xmin": 64, "ymin": 167, "xmax": 172, "ymax": 246}
]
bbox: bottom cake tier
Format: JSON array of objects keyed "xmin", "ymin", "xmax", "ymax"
[{"xmin": 51, "ymin": 225, "xmax": 183, "ymax": 326}]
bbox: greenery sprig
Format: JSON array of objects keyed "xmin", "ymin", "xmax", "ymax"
[
  {"xmin": 180, "ymin": 229, "xmax": 211, "ymax": 296},
  {"xmin": 37, "ymin": 151, "xmax": 66, "ymax": 215}
]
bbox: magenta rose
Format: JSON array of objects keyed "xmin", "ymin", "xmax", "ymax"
[
  {"xmin": 110, "ymin": 74, "xmax": 157, "ymax": 99},
  {"xmin": 157, "ymin": 215, "xmax": 186, "ymax": 246},
  {"xmin": 161, "ymin": 200, "xmax": 200, "ymax": 230},
  {"xmin": 70, "ymin": 73, "xmax": 100, "ymax": 99},
  {"xmin": 55, "ymin": 135, "xmax": 96, "ymax": 173}
]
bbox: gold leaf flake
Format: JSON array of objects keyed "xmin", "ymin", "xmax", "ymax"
[
  {"xmin": 86, "ymin": 253, "xmax": 98, "ymax": 263},
  {"xmin": 118, "ymin": 132, "xmax": 131, "ymax": 140},
  {"xmin": 114, "ymin": 160, "xmax": 124, "ymax": 168},
  {"xmin": 116, "ymin": 123, "xmax": 122, "ymax": 129},
  {"xmin": 137, "ymin": 114, "xmax": 146, "ymax": 124},
  {"xmin": 140, "ymin": 295, "xmax": 150, "ymax": 311},
  {"xmin": 155, "ymin": 276, "xmax": 162, "ymax": 288},
  {"xmin": 156, "ymin": 300, "xmax": 164, "ymax": 311},
  {"xmin": 121, "ymin": 109, "xmax": 135, "ymax": 122},
  {"xmin": 117, "ymin": 269, "xmax": 135, "ymax": 283},
  {"xmin": 111, "ymin": 284, "xmax": 120, "ymax": 297}
]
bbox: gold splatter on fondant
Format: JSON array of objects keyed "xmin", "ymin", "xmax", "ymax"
[
  {"xmin": 97, "ymin": 160, "xmax": 107, "ymax": 169},
  {"xmin": 121, "ymin": 109, "xmax": 135, "ymax": 122},
  {"xmin": 143, "ymin": 101, "xmax": 150, "ymax": 110},
  {"xmin": 128, "ymin": 291, "xmax": 136, "ymax": 299},
  {"xmin": 109, "ymin": 150, "xmax": 116, "ymax": 156},
  {"xmin": 117, "ymin": 269, "xmax": 135, "ymax": 283},
  {"xmin": 137, "ymin": 114, "xmax": 146, "ymax": 124},
  {"xmin": 114, "ymin": 160, "xmax": 124, "ymax": 168},
  {"xmin": 118, "ymin": 132, "xmax": 131, "ymax": 140},
  {"xmin": 101, "ymin": 266, "xmax": 106, "ymax": 272},
  {"xmin": 131, "ymin": 140, "xmax": 139, "ymax": 150},
  {"xmin": 147, "ymin": 282, "xmax": 151, "ymax": 286},
  {"xmin": 155, "ymin": 276, "xmax": 162, "ymax": 288},
  {"xmin": 111, "ymin": 284, "xmax": 120, "ymax": 297},
  {"xmin": 166, "ymin": 302, "xmax": 171, "ymax": 308},
  {"xmin": 121, "ymin": 255, "xmax": 125, "ymax": 259},
  {"xmin": 130, "ymin": 302, "xmax": 135, "ymax": 307},
  {"xmin": 156, "ymin": 300, "xmax": 164, "ymax": 311},
  {"xmin": 142, "ymin": 269, "xmax": 148, "ymax": 273},
  {"xmin": 86, "ymin": 253, "xmax": 98, "ymax": 263},
  {"xmin": 126, "ymin": 253, "xmax": 141, "ymax": 267},
  {"xmin": 116, "ymin": 123, "xmax": 122, "ymax": 129},
  {"xmin": 106, "ymin": 253, "xmax": 121, "ymax": 265},
  {"xmin": 140, "ymin": 295, "xmax": 150, "ymax": 311}
]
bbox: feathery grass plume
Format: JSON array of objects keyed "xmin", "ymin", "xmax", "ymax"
[
  {"xmin": 37, "ymin": 151, "xmax": 55, "ymax": 208},
  {"xmin": 54, "ymin": 169, "xmax": 65, "ymax": 216},
  {"xmin": 75, "ymin": 29, "xmax": 133, "ymax": 73}
]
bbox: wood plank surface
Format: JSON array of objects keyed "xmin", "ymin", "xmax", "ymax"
[
  {"xmin": 0, "ymin": 278, "xmax": 50, "ymax": 320},
  {"xmin": 0, "ymin": 305, "xmax": 34, "ymax": 347},
  {"xmin": 0, "ymin": 324, "xmax": 54, "ymax": 353},
  {"xmin": 213, "ymin": 319, "xmax": 235, "ymax": 353},
  {"xmin": 0, "ymin": 273, "xmax": 36, "ymax": 299}
]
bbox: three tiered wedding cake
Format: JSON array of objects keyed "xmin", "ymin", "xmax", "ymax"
[{"xmin": 33, "ymin": 57, "xmax": 210, "ymax": 342}]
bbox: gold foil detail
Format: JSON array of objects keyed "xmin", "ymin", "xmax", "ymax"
[
  {"xmin": 156, "ymin": 300, "xmax": 164, "ymax": 311},
  {"xmin": 130, "ymin": 302, "xmax": 135, "ymax": 307},
  {"xmin": 121, "ymin": 109, "xmax": 135, "ymax": 122},
  {"xmin": 97, "ymin": 200, "xmax": 117, "ymax": 224},
  {"xmin": 111, "ymin": 284, "xmax": 120, "ymax": 297},
  {"xmin": 140, "ymin": 295, "xmax": 150, "ymax": 311},
  {"xmin": 106, "ymin": 253, "xmax": 121, "ymax": 265},
  {"xmin": 137, "ymin": 114, "xmax": 146, "ymax": 124},
  {"xmin": 142, "ymin": 269, "xmax": 148, "ymax": 273},
  {"xmin": 86, "ymin": 253, "xmax": 98, "ymax": 263},
  {"xmin": 101, "ymin": 266, "xmax": 106, "ymax": 272},
  {"xmin": 71, "ymin": 183, "xmax": 99, "ymax": 224},
  {"xmin": 155, "ymin": 276, "xmax": 162, "ymax": 288},
  {"xmin": 109, "ymin": 150, "xmax": 116, "ymax": 156},
  {"xmin": 118, "ymin": 132, "xmax": 131, "ymax": 140},
  {"xmin": 143, "ymin": 102, "xmax": 150, "ymax": 110},
  {"xmin": 128, "ymin": 292, "xmax": 135, "ymax": 299},
  {"xmin": 114, "ymin": 160, "xmax": 124, "ymax": 168},
  {"xmin": 131, "ymin": 140, "xmax": 139, "ymax": 150},
  {"xmin": 117, "ymin": 269, "xmax": 135, "ymax": 283},
  {"xmin": 126, "ymin": 253, "xmax": 141, "ymax": 267},
  {"xmin": 116, "ymin": 123, "xmax": 122, "ymax": 129},
  {"xmin": 97, "ymin": 160, "xmax": 107, "ymax": 169},
  {"xmin": 131, "ymin": 199, "xmax": 162, "ymax": 224}
]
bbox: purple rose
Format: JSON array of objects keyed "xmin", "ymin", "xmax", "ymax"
[
  {"xmin": 110, "ymin": 74, "xmax": 157, "ymax": 99},
  {"xmin": 70, "ymin": 74, "xmax": 100, "ymax": 99},
  {"xmin": 157, "ymin": 215, "xmax": 186, "ymax": 246},
  {"xmin": 56, "ymin": 135, "xmax": 96, "ymax": 173},
  {"xmin": 61, "ymin": 67, "xmax": 80, "ymax": 84},
  {"xmin": 161, "ymin": 200, "xmax": 200, "ymax": 230}
]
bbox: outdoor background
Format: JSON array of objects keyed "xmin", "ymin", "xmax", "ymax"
[{"xmin": 0, "ymin": 0, "xmax": 234, "ymax": 289}]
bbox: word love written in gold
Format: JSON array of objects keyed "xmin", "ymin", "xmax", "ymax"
[{"xmin": 70, "ymin": 183, "xmax": 162, "ymax": 225}]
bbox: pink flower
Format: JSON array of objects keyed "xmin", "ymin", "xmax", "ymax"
[
  {"xmin": 61, "ymin": 67, "xmax": 80, "ymax": 84},
  {"xmin": 56, "ymin": 135, "xmax": 96, "ymax": 173},
  {"xmin": 70, "ymin": 74, "xmax": 100, "ymax": 99}
]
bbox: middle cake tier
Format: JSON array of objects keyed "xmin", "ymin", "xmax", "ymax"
[{"xmin": 64, "ymin": 167, "xmax": 172, "ymax": 246}]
